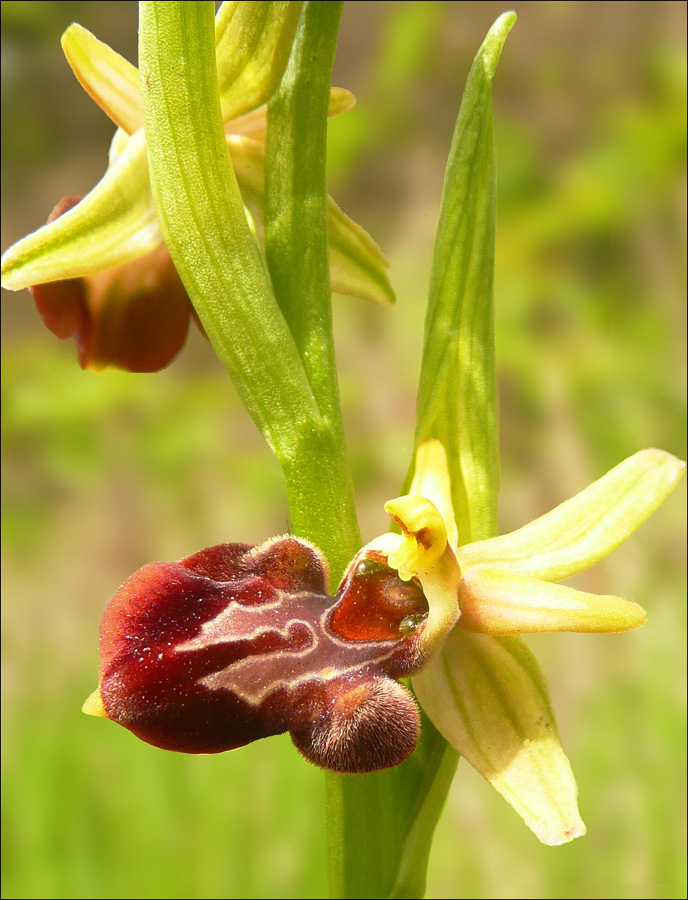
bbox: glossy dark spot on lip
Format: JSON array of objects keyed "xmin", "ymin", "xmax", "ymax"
[{"xmin": 330, "ymin": 559, "xmax": 428, "ymax": 642}]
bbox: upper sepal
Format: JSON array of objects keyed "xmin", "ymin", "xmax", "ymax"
[
  {"xmin": 215, "ymin": 1, "xmax": 304, "ymax": 122},
  {"xmin": 61, "ymin": 23, "xmax": 142, "ymax": 134},
  {"xmin": 61, "ymin": 3, "xmax": 306, "ymax": 133}
]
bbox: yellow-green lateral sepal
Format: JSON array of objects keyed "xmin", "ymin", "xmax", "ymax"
[
  {"xmin": 215, "ymin": 0, "xmax": 304, "ymax": 122},
  {"xmin": 457, "ymin": 449, "xmax": 686, "ymax": 581},
  {"xmin": 458, "ymin": 567, "xmax": 647, "ymax": 634},
  {"xmin": 61, "ymin": 23, "xmax": 143, "ymax": 134},
  {"xmin": 413, "ymin": 631, "xmax": 586, "ymax": 845},
  {"xmin": 1, "ymin": 130, "xmax": 159, "ymax": 290}
]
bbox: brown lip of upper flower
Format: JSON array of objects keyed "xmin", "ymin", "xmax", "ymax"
[{"xmin": 30, "ymin": 197, "xmax": 195, "ymax": 373}]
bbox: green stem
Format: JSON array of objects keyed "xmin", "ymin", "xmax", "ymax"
[
  {"xmin": 265, "ymin": 0, "xmax": 360, "ymax": 580},
  {"xmin": 139, "ymin": 4, "xmax": 514, "ymax": 898},
  {"xmin": 265, "ymin": 6, "xmax": 445, "ymax": 894},
  {"xmin": 139, "ymin": 0, "xmax": 357, "ymax": 579},
  {"xmin": 139, "ymin": 1, "xmax": 316, "ymax": 454},
  {"xmin": 265, "ymin": 1, "xmax": 342, "ymax": 411},
  {"xmin": 326, "ymin": 710, "xmax": 458, "ymax": 899}
]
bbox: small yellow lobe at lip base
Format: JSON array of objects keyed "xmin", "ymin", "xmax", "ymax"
[{"xmin": 82, "ymin": 687, "xmax": 107, "ymax": 717}]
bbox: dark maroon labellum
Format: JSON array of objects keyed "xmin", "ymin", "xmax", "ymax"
[{"xmin": 93, "ymin": 537, "xmax": 430, "ymax": 773}]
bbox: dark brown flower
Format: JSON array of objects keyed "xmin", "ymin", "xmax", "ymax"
[{"xmin": 84, "ymin": 536, "xmax": 429, "ymax": 773}]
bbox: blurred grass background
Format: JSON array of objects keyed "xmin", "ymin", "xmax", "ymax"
[{"xmin": 1, "ymin": 2, "xmax": 686, "ymax": 898}]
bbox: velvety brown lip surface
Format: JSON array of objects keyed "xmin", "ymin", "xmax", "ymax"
[{"xmin": 95, "ymin": 536, "xmax": 429, "ymax": 772}]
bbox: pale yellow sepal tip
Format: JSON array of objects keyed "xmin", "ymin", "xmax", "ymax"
[{"xmin": 82, "ymin": 688, "xmax": 107, "ymax": 717}]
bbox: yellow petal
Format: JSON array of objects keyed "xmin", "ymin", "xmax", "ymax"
[
  {"xmin": 458, "ymin": 449, "xmax": 686, "ymax": 581},
  {"xmin": 82, "ymin": 688, "xmax": 107, "ymax": 718},
  {"xmin": 226, "ymin": 135, "xmax": 264, "ymax": 201},
  {"xmin": 229, "ymin": 86, "xmax": 354, "ymax": 141},
  {"xmin": 226, "ymin": 107, "xmax": 270, "ymax": 141},
  {"xmin": 326, "ymin": 86, "xmax": 356, "ymax": 117},
  {"xmin": 61, "ymin": 23, "xmax": 143, "ymax": 134},
  {"xmin": 459, "ymin": 566, "xmax": 647, "ymax": 634},
  {"xmin": 414, "ymin": 631, "xmax": 586, "ymax": 845}
]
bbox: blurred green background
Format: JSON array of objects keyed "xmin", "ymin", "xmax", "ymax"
[{"xmin": 1, "ymin": 2, "xmax": 686, "ymax": 898}]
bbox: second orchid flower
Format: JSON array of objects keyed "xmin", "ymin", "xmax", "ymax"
[{"xmin": 1, "ymin": 1, "xmax": 395, "ymax": 371}]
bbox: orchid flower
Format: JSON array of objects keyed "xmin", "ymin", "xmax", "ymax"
[
  {"xmin": 8, "ymin": 4, "xmax": 683, "ymax": 894},
  {"xmin": 83, "ymin": 436, "xmax": 684, "ymax": 845},
  {"xmin": 367, "ymin": 439, "xmax": 685, "ymax": 845},
  {"xmin": 0, "ymin": 1, "xmax": 394, "ymax": 371}
]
